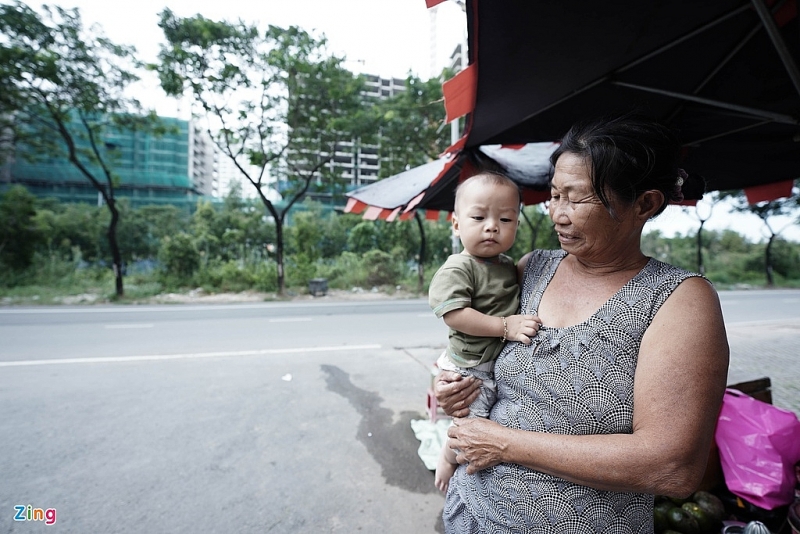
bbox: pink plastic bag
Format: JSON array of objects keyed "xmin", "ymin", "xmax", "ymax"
[{"xmin": 715, "ymin": 388, "xmax": 800, "ymax": 510}]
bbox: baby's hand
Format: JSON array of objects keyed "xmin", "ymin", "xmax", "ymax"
[{"xmin": 504, "ymin": 314, "xmax": 542, "ymax": 345}]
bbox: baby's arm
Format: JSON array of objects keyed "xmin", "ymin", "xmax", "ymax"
[{"xmin": 443, "ymin": 308, "xmax": 541, "ymax": 345}]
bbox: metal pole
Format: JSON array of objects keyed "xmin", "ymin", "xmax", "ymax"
[{"xmin": 750, "ymin": 0, "xmax": 800, "ymax": 98}]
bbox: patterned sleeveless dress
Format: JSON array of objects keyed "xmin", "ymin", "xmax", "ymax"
[{"xmin": 443, "ymin": 249, "xmax": 700, "ymax": 534}]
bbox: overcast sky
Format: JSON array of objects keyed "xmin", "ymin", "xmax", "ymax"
[
  {"xmin": 59, "ymin": 0, "xmax": 466, "ymax": 84},
  {"xmin": 34, "ymin": 0, "xmax": 800, "ymax": 242}
]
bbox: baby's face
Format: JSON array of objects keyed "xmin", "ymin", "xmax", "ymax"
[{"xmin": 453, "ymin": 180, "xmax": 519, "ymax": 258}]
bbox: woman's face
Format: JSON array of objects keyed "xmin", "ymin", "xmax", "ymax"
[{"xmin": 548, "ymin": 153, "xmax": 636, "ymax": 261}]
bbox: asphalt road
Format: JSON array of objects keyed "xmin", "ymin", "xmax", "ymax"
[
  {"xmin": 1, "ymin": 290, "xmax": 798, "ymax": 533},
  {"xmin": 1, "ymin": 299, "xmax": 452, "ymax": 534}
]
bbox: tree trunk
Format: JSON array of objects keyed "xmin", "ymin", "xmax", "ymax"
[
  {"xmin": 521, "ymin": 208, "xmax": 546, "ymax": 250},
  {"xmin": 765, "ymin": 234, "xmax": 775, "ymax": 287},
  {"xmin": 415, "ymin": 212, "xmax": 426, "ymax": 293},
  {"xmin": 107, "ymin": 198, "xmax": 124, "ymax": 297},
  {"xmin": 696, "ymin": 221, "xmax": 705, "ymax": 275},
  {"xmin": 275, "ymin": 219, "xmax": 285, "ymax": 295}
]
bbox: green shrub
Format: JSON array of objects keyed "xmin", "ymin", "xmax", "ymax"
[
  {"xmin": 286, "ymin": 253, "xmax": 317, "ymax": 288},
  {"xmin": 316, "ymin": 252, "xmax": 365, "ymax": 289},
  {"xmin": 194, "ymin": 260, "xmax": 252, "ymax": 293},
  {"xmin": 158, "ymin": 233, "xmax": 200, "ymax": 280},
  {"xmin": 347, "ymin": 221, "xmax": 379, "ymax": 254},
  {"xmin": 363, "ymin": 249, "xmax": 403, "ymax": 287},
  {"xmin": 251, "ymin": 261, "xmax": 278, "ymax": 292}
]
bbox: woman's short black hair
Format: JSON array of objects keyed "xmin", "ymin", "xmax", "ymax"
[{"xmin": 550, "ymin": 114, "xmax": 699, "ymax": 218}]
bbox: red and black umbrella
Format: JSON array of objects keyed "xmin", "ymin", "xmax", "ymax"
[
  {"xmin": 441, "ymin": 0, "xmax": 799, "ymax": 203},
  {"xmin": 345, "ymin": 143, "xmax": 556, "ymax": 219},
  {"xmin": 348, "ymin": 0, "xmax": 799, "ymax": 219}
]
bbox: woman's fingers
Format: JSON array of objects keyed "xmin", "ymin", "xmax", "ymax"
[
  {"xmin": 448, "ymin": 418, "xmax": 504, "ymax": 473},
  {"xmin": 434, "ymin": 370, "xmax": 481, "ymax": 417}
]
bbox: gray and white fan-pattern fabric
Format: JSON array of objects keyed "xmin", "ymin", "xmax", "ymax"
[{"xmin": 444, "ymin": 249, "xmax": 699, "ymax": 534}]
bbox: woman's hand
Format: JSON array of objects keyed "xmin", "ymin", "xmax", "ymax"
[
  {"xmin": 433, "ymin": 370, "xmax": 481, "ymax": 418},
  {"xmin": 448, "ymin": 417, "xmax": 507, "ymax": 474}
]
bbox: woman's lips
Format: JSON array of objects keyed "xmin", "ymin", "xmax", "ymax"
[{"xmin": 557, "ymin": 232, "xmax": 578, "ymax": 243}]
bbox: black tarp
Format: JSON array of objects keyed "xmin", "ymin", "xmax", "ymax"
[{"xmin": 460, "ymin": 0, "xmax": 800, "ymax": 195}]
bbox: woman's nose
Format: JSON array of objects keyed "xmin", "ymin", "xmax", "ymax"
[{"xmin": 549, "ymin": 202, "xmax": 569, "ymax": 223}]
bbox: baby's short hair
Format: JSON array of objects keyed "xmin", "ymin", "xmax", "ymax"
[{"xmin": 454, "ymin": 171, "xmax": 522, "ymax": 214}]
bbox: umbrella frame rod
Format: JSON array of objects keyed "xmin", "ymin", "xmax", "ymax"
[
  {"xmin": 611, "ymin": 80, "xmax": 799, "ymax": 125},
  {"xmin": 694, "ymin": 24, "xmax": 761, "ymax": 95},
  {"xmin": 689, "ymin": 0, "xmax": 792, "ymax": 96},
  {"xmin": 665, "ymin": 23, "xmax": 762, "ymax": 125},
  {"xmin": 683, "ymin": 119, "xmax": 773, "ymax": 146},
  {"xmin": 504, "ymin": 4, "xmax": 756, "ymax": 130},
  {"xmin": 749, "ymin": 0, "xmax": 800, "ymax": 98},
  {"xmin": 617, "ymin": 4, "xmax": 752, "ymax": 74}
]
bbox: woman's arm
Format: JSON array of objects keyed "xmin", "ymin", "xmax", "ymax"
[{"xmin": 447, "ymin": 277, "xmax": 730, "ymax": 498}]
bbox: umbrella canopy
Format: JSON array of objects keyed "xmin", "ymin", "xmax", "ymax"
[
  {"xmin": 443, "ymin": 0, "xmax": 800, "ymax": 201},
  {"xmin": 345, "ymin": 143, "xmax": 556, "ymax": 219}
]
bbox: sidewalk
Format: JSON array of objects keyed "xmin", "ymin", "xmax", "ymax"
[{"xmin": 725, "ymin": 318, "xmax": 800, "ymax": 414}]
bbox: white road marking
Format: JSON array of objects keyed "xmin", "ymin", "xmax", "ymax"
[{"xmin": 0, "ymin": 344, "xmax": 382, "ymax": 367}]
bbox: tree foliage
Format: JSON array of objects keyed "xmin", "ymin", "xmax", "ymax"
[
  {"xmin": 376, "ymin": 72, "xmax": 453, "ymax": 177},
  {"xmin": 1, "ymin": 193, "xmax": 799, "ymax": 299},
  {"xmin": 0, "ymin": 185, "xmax": 43, "ymax": 269},
  {"xmin": 155, "ymin": 10, "xmax": 371, "ymax": 294},
  {"xmin": 721, "ymin": 182, "xmax": 800, "ymax": 286},
  {"xmin": 0, "ymin": 1, "xmax": 164, "ymax": 296}
]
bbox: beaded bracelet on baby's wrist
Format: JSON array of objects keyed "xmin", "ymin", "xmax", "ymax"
[{"xmin": 501, "ymin": 316, "xmax": 508, "ymax": 343}]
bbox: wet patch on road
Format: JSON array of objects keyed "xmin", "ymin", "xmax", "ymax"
[{"xmin": 321, "ymin": 364, "xmax": 437, "ymax": 495}]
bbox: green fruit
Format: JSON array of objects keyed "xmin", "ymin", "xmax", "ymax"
[
  {"xmin": 655, "ymin": 500, "xmax": 675, "ymax": 533},
  {"xmin": 655, "ymin": 500, "xmax": 675, "ymax": 514},
  {"xmin": 682, "ymin": 502, "xmax": 717, "ymax": 533},
  {"xmin": 669, "ymin": 496, "xmax": 691, "ymax": 506},
  {"xmin": 667, "ymin": 506, "xmax": 701, "ymax": 534},
  {"xmin": 691, "ymin": 490, "xmax": 726, "ymax": 522},
  {"xmin": 654, "ymin": 506, "xmax": 670, "ymax": 533}
]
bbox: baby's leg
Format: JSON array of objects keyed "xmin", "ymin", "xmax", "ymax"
[{"xmin": 435, "ymin": 441, "xmax": 458, "ymax": 493}]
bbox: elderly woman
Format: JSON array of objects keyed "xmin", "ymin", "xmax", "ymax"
[{"xmin": 434, "ymin": 115, "xmax": 730, "ymax": 533}]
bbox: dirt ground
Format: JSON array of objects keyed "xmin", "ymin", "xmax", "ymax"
[{"xmin": 141, "ymin": 286, "xmax": 422, "ymax": 305}]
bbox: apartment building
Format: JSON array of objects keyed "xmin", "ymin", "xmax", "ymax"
[
  {"xmin": 301, "ymin": 74, "xmax": 406, "ymax": 205},
  {"xmin": 6, "ymin": 116, "xmax": 212, "ymax": 208}
]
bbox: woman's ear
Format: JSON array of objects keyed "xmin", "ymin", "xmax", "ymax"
[{"xmin": 636, "ymin": 190, "xmax": 665, "ymax": 220}]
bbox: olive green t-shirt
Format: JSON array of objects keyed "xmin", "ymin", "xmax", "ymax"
[{"xmin": 428, "ymin": 253, "xmax": 520, "ymax": 368}]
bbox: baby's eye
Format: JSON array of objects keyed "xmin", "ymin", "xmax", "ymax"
[
  {"xmin": 471, "ymin": 216, "xmax": 484, "ymax": 221},
  {"xmin": 500, "ymin": 218, "xmax": 513, "ymax": 223}
]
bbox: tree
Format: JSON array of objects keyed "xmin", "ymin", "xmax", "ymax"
[
  {"xmin": 517, "ymin": 204, "xmax": 554, "ymax": 255},
  {"xmin": 680, "ymin": 191, "xmax": 723, "ymax": 275},
  {"xmin": 0, "ymin": 185, "xmax": 43, "ymax": 269},
  {"xmin": 377, "ymin": 73, "xmax": 453, "ymax": 177},
  {"xmin": 373, "ymin": 72, "xmax": 453, "ymax": 289},
  {"xmin": 0, "ymin": 1, "xmax": 163, "ymax": 296},
  {"xmin": 725, "ymin": 183, "xmax": 800, "ymax": 286},
  {"xmin": 156, "ymin": 11, "xmax": 370, "ymax": 295}
]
